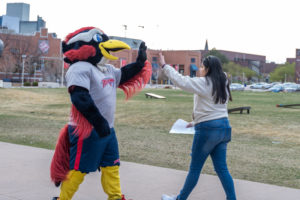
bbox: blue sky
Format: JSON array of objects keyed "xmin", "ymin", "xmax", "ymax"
[{"xmin": 1, "ymin": 0, "xmax": 299, "ymax": 63}]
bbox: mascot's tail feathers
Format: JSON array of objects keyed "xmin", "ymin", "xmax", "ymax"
[
  {"xmin": 118, "ymin": 60, "xmax": 152, "ymax": 100},
  {"xmin": 50, "ymin": 124, "xmax": 70, "ymax": 186}
]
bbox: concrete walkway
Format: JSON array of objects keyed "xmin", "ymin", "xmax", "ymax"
[{"xmin": 0, "ymin": 142, "xmax": 299, "ymax": 200}]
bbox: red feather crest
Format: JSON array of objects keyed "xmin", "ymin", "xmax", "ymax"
[{"xmin": 64, "ymin": 27, "xmax": 95, "ymax": 43}]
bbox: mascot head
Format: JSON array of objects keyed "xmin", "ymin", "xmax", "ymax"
[{"xmin": 62, "ymin": 27, "xmax": 130, "ymax": 65}]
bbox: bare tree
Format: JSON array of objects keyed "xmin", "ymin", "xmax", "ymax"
[
  {"xmin": 42, "ymin": 59, "xmax": 62, "ymax": 82},
  {"xmin": 0, "ymin": 33, "xmax": 16, "ymax": 79},
  {"xmin": 0, "ymin": 33, "xmax": 40, "ymax": 82}
]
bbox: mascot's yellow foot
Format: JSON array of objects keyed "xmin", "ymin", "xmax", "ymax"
[{"xmin": 52, "ymin": 194, "xmax": 129, "ymax": 200}]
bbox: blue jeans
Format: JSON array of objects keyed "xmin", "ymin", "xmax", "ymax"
[{"xmin": 177, "ymin": 118, "xmax": 236, "ymax": 200}]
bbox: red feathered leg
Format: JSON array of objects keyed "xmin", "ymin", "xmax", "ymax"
[{"xmin": 50, "ymin": 124, "xmax": 70, "ymax": 186}]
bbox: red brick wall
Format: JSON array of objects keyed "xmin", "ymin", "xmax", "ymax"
[
  {"xmin": 286, "ymin": 58, "xmax": 296, "ymax": 64},
  {"xmin": 161, "ymin": 50, "xmax": 201, "ymax": 76},
  {"xmin": 0, "ymin": 28, "xmax": 61, "ymax": 81},
  {"xmin": 110, "ymin": 49, "xmax": 133, "ymax": 67},
  {"xmin": 262, "ymin": 62, "xmax": 278, "ymax": 74},
  {"xmin": 201, "ymin": 49, "xmax": 267, "ymax": 73},
  {"xmin": 110, "ymin": 49, "xmax": 201, "ymax": 77},
  {"xmin": 34, "ymin": 28, "xmax": 61, "ymax": 57},
  {"xmin": 217, "ymin": 50, "xmax": 266, "ymax": 63}
]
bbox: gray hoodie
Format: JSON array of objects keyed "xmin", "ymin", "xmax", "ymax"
[{"xmin": 162, "ymin": 65, "xmax": 228, "ymax": 125}]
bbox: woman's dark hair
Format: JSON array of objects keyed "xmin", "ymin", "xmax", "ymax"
[{"xmin": 203, "ymin": 55, "xmax": 232, "ymax": 104}]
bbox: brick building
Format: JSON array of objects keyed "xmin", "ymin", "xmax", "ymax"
[
  {"xmin": 286, "ymin": 58, "xmax": 296, "ymax": 64},
  {"xmin": 110, "ymin": 49, "xmax": 201, "ymax": 82},
  {"xmin": 200, "ymin": 41, "xmax": 284, "ymax": 76},
  {"xmin": 261, "ymin": 62, "xmax": 277, "ymax": 74},
  {"xmin": 0, "ymin": 28, "xmax": 62, "ymax": 83},
  {"xmin": 284, "ymin": 49, "xmax": 300, "ymax": 83},
  {"xmin": 0, "ymin": 33, "xmax": 201, "ymax": 84},
  {"xmin": 201, "ymin": 48, "xmax": 267, "ymax": 74},
  {"xmin": 109, "ymin": 36, "xmax": 202, "ymax": 80},
  {"xmin": 156, "ymin": 50, "xmax": 201, "ymax": 77}
]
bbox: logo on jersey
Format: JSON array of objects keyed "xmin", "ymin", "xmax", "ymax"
[{"xmin": 102, "ymin": 78, "xmax": 115, "ymax": 88}]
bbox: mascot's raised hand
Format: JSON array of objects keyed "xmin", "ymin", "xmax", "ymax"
[{"xmin": 136, "ymin": 42, "xmax": 147, "ymax": 66}]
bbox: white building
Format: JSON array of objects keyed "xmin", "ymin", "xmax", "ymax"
[
  {"xmin": 0, "ymin": 3, "xmax": 46, "ymax": 35},
  {"xmin": 0, "ymin": 15, "xmax": 20, "ymax": 33},
  {"xmin": 6, "ymin": 3, "xmax": 29, "ymax": 21}
]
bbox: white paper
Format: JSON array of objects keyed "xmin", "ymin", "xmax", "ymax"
[{"xmin": 169, "ymin": 119, "xmax": 195, "ymax": 134}]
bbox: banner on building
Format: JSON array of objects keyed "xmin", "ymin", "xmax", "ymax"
[{"xmin": 38, "ymin": 40, "xmax": 50, "ymax": 54}]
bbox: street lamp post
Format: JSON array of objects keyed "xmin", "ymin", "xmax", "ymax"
[
  {"xmin": 61, "ymin": 59, "xmax": 64, "ymax": 87},
  {"xmin": 40, "ymin": 56, "xmax": 65, "ymax": 87},
  {"xmin": 59, "ymin": 42, "xmax": 64, "ymax": 87},
  {"xmin": 137, "ymin": 25, "xmax": 144, "ymax": 40},
  {"xmin": 122, "ymin": 25, "xmax": 127, "ymax": 38},
  {"xmin": 33, "ymin": 62, "xmax": 37, "ymax": 83},
  {"xmin": 21, "ymin": 55, "xmax": 26, "ymax": 87}
]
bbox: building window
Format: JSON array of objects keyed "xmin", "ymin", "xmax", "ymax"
[
  {"xmin": 179, "ymin": 65, "xmax": 184, "ymax": 75},
  {"xmin": 10, "ymin": 48, "xmax": 19, "ymax": 55},
  {"xmin": 152, "ymin": 57, "xmax": 157, "ymax": 62},
  {"xmin": 191, "ymin": 58, "xmax": 195, "ymax": 63},
  {"xmin": 190, "ymin": 64, "xmax": 198, "ymax": 77}
]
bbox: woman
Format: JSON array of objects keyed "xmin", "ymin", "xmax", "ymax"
[{"xmin": 159, "ymin": 53, "xmax": 236, "ymax": 200}]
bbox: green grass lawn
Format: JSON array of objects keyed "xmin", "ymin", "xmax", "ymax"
[{"xmin": 0, "ymin": 87, "xmax": 299, "ymax": 188}]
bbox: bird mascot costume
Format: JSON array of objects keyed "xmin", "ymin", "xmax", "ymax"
[{"xmin": 50, "ymin": 27, "xmax": 151, "ymax": 200}]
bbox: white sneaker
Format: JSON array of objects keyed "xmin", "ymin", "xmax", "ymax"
[{"xmin": 161, "ymin": 194, "xmax": 177, "ymax": 200}]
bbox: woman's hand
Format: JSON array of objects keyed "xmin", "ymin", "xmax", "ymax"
[
  {"xmin": 158, "ymin": 52, "xmax": 166, "ymax": 67},
  {"xmin": 186, "ymin": 122, "xmax": 194, "ymax": 128}
]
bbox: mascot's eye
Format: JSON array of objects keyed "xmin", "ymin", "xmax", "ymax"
[{"xmin": 93, "ymin": 34, "xmax": 103, "ymax": 42}]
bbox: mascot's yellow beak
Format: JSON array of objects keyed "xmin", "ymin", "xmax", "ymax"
[{"xmin": 99, "ymin": 40, "xmax": 131, "ymax": 60}]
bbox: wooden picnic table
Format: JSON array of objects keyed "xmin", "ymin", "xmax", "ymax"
[{"xmin": 228, "ymin": 106, "xmax": 251, "ymax": 114}]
